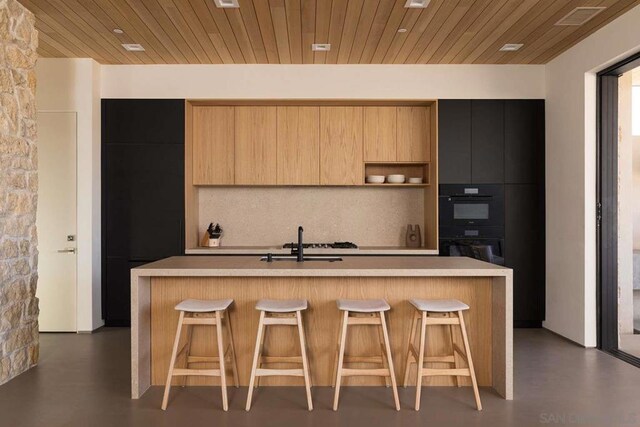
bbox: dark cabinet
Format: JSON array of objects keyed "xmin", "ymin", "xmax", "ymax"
[
  {"xmin": 439, "ymin": 99, "xmax": 545, "ymax": 326},
  {"xmin": 471, "ymin": 101, "xmax": 504, "ymax": 183},
  {"xmin": 103, "ymin": 99, "xmax": 185, "ymax": 144},
  {"xmin": 505, "ymin": 100, "xmax": 545, "ymax": 184},
  {"xmin": 505, "ymin": 184, "xmax": 545, "ymax": 325},
  {"xmin": 102, "ymin": 99, "xmax": 185, "ymax": 326},
  {"xmin": 105, "ymin": 143, "xmax": 184, "ymax": 259},
  {"xmin": 438, "ymin": 100, "xmax": 471, "ymax": 184}
]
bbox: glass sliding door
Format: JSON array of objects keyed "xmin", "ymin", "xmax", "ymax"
[{"xmin": 598, "ymin": 53, "xmax": 640, "ymax": 366}]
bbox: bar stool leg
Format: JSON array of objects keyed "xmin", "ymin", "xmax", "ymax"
[
  {"xmin": 331, "ymin": 311, "xmax": 345, "ymax": 388},
  {"xmin": 225, "ymin": 312, "xmax": 240, "ymax": 388},
  {"xmin": 255, "ymin": 319, "xmax": 267, "ymax": 389},
  {"xmin": 180, "ymin": 324, "xmax": 193, "ymax": 387},
  {"xmin": 458, "ymin": 310, "xmax": 482, "ymax": 411},
  {"xmin": 162, "ymin": 311, "xmax": 185, "ymax": 410},
  {"xmin": 403, "ymin": 311, "xmax": 419, "ymax": 387},
  {"xmin": 377, "ymin": 321, "xmax": 391, "ymax": 387},
  {"xmin": 296, "ymin": 310, "xmax": 313, "ymax": 411},
  {"xmin": 246, "ymin": 311, "xmax": 266, "ymax": 411},
  {"xmin": 447, "ymin": 312, "xmax": 460, "ymax": 387},
  {"xmin": 379, "ymin": 311, "xmax": 400, "ymax": 411},
  {"xmin": 332, "ymin": 310, "xmax": 349, "ymax": 411},
  {"xmin": 414, "ymin": 311, "xmax": 427, "ymax": 411},
  {"xmin": 214, "ymin": 311, "xmax": 229, "ymax": 411}
]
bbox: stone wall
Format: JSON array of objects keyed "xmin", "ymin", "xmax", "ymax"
[{"xmin": 0, "ymin": 0, "xmax": 39, "ymax": 385}]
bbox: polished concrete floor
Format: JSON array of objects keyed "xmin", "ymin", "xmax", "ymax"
[{"xmin": 0, "ymin": 328, "xmax": 639, "ymax": 427}]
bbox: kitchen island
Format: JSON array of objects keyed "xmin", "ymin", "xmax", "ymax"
[{"xmin": 131, "ymin": 256, "xmax": 512, "ymax": 400}]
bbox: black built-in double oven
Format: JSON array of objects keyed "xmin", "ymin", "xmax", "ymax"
[{"xmin": 439, "ymin": 184, "xmax": 505, "ymax": 265}]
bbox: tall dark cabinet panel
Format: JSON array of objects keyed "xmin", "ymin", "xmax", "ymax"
[
  {"xmin": 505, "ymin": 184, "xmax": 545, "ymax": 326},
  {"xmin": 102, "ymin": 99, "xmax": 185, "ymax": 326},
  {"xmin": 471, "ymin": 101, "xmax": 504, "ymax": 184},
  {"xmin": 438, "ymin": 100, "xmax": 472, "ymax": 184},
  {"xmin": 505, "ymin": 100, "xmax": 545, "ymax": 184},
  {"xmin": 438, "ymin": 99, "xmax": 545, "ymax": 327}
]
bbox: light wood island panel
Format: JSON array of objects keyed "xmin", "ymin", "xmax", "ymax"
[
  {"xmin": 131, "ymin": 256, "xmax": 512, "ymax": 400},
  {"xmin": 150, "ymin": 276, "xmax": 492, "ymax": 388}
]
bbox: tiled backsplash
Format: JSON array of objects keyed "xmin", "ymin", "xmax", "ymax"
[{"xmin": 198, "ymin": 187, "xmax": 425, "ymax": 247}]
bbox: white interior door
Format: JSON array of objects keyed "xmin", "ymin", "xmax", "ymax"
[{"xmin": 36, "ymin": 112, "xmax": 77, "ymax": 332}]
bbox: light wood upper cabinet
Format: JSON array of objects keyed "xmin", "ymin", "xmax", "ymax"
[
  {"xmin": 320, "ymin": 107, "xmax": 363, "ymax": 185},
  {"xmin": 192, "ymin": 106, "xmax": 235, "ymax": 185},
  {"xmin": 277, "ymin": 106, "xmax": 320, "ymax": 185},
  {"xmin": 364, "ymin": 107, "xmax": 397, "ymax": 162},
  {"xmin": 234, "ymin": 106, "xmax": 277, "ymax": 185},
  {"xmin": 397, "ymin": 106, "xmax": 430, "ymax": 162}
]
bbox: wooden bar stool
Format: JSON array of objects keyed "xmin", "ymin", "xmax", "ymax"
[
  {"xmin": 402, "ymin": 299, "xmax": 482, "ymax": 411},
  {"xmin": 245, "ymin": 299, "xmax": 313, "ymax": 411},
  {"xmin": 332, "ymin": 299, "xmax": 400, "ymax": 411},
  {"xmin": 161, "ymin": 299, "xmax": 239, "ymax": 411}
]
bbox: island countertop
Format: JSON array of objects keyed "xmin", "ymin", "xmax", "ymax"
[{"xmin": 132, "ymin": 255, "xmax": 511, "ymax": 277}]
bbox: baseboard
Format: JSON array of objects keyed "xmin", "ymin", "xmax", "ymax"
[
  {"xmin": 514, "ymin": 320, "xmax": 542, "ymax": 328},
  {"xmin": 104, "ymin": 320, "xmax": 131, "ymax": 327}
]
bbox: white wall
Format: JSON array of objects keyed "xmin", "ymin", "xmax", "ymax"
[
  {"xmin": 101, "ymin": 64, "xmax": 545, "ymax": 99},
  {"xmin": 36, "ymin": 58, "xmax": 103, "ymax": 332},
  {"xmin": 545, "ymin": 4, "xmax": 640, "ymax": 346}
]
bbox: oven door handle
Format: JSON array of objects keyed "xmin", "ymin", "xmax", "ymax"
[{"xmin": 447, "ymin": 195, "xmax": 494, "ymax": 200}]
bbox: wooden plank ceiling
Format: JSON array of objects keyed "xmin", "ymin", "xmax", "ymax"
[{"xmin": 23, "ymin": 0, "xmax": 640, "ymax": 64}]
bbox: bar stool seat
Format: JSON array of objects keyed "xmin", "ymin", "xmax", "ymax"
[
  {"xmin": 337, "ymin": 298, "xmax": 390, "ymax": 312},
  {"xmin": 246, "ymin": 299, "xmax": 313, "ymax": 411},
  {"xmin": 403, "ymin": 298, "xmax": 482, "ymax": 411},
  {"xmin": 255, "ymin": 299, "xmax": 308, "ymax": 312},
  {"xmin": 409, "ymin": 298, "xmax": 469, "ymax": 312},
  {"xmin": 162, "ymin": 299, "xmax": 239, "ymax": 412},
  {"xmin": 175, "ymin": 298, "xmax": 233, "ymax": 312}
]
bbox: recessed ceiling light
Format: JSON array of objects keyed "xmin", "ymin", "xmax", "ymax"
[
  {"xmin": 122, "ymin": 43, "xmax": 145, "ymax": 52},
  {"xmin": 500, "ymin": 43, "xmax": 524, "ymax": 52},
  {"xmin": 213, "ymin": 0, "xmax": 239, "ymax": 8},
  {"xmin": 397, "ymin": 28, "xmax": 408, "ymax": 33},
  {"xmin": 555, "ymin": 7, "xmax": 606, "ymax": 26},
  {"xmin": 113, "ymin": 28, "xmax": 124, "ymax": 34},
  {"xmin": 404, "ymin": 0, "xmax": 430, "ymax": 8},
  {"xmin": 312, "ymin": 43, "xmax": 331, "ymax": 52}
]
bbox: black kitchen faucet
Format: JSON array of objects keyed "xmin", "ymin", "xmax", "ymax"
[{"xmin": 297, "ymin": 226, "xmax": 304, "ymax": 262}]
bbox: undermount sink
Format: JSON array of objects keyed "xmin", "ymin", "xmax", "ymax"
[{"xmin": 260, "ymin": 255, "xmax": 343, "ymax": 262}]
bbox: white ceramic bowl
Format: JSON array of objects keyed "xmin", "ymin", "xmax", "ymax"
[
  {"xmin": 408, "ymin": 177, "xmax": 423, "ymax": 184},
  {"xmin": 386, "ymin": 174, "xmax": 406, "ymax": 184},
  {"xmin": 366, "ymin": 175, "xmax": 385, "ymax": 184}
]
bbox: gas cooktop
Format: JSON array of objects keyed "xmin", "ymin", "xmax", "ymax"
[{"xmin": 283, "ymin": 242, "xmax": 358, "ymax": 249}]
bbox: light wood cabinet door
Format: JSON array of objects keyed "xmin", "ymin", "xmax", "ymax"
[
  {"xmin": 397, "ymin": 106, "xmax": 430, "ymax": 162},
  {"xmin": 192, "ymin": 106, "xmax": 235, "ymax": 185},
  {"xmin": 364, "ymin": 107, "xmax": 397, "ymax": 162},
  {"xmin": 234, "ymin": 106, "xmax": 277, "ymax": 185},
  {"xmin": 320, "ymin": 107, "xmax": 363, "ymax": 185},
  {"xmin": 277, "ymin": 106, "xmax": 320, "ymax": 185}
]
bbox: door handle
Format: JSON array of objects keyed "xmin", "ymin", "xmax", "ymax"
[{"xmin": 57, "ymin": 248, "xmax": 76, "ymax": 254}]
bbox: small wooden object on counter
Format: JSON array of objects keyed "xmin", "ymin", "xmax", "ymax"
[
  {"xmin": 406, "ymin": 224, "xmax": 422, "ymax": 248},
  {"xmin": 161, "ymin": 299, "xmax": 239, "ymax": 412},
  {"xmin": 332, "ymin": 299, "xmax": 400, "ymax": 411},
  {"xmin": 246, "ymin": 299, "xmax": 313, "ymax": 411},
  {"xmin": 402, "ymin": 299, "xmax": 482, "ymax": 411}
]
